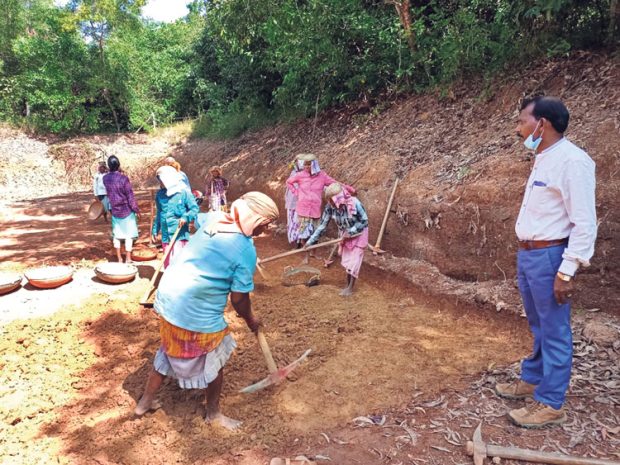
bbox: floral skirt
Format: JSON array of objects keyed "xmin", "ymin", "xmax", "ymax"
[
  {"xmin": 287, "ymin": 209, "xmax": 301, "ymax": 243},
  {"xmin": 296, "ymin": 216, "xmax": 318, "ymax": 240},
  {"xmin": 154, "ymin": 319, "xmax": 235, "ymax": 389}
]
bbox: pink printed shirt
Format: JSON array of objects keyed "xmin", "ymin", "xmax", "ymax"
[{"xmin": 286, "ymin": 170, "xmax": 353, "ymax": 219}]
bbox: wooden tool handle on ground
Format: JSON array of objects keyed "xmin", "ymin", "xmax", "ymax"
[
  {"xmin": 258, "ymin": 234, "xmax": 361, "ymax": 265},
  {"xmin": 374, "ymin": 178, "xmax": 399, "ymax": 249},
  {"xmin": 257, "ymin": 330, "xmax": 278, "ymax": 373},
  {"xmin": 484, "ymin": 443, "xmax": 620, "ymax": 465},
  {"xmin": 140, "ymin": 226, "xmax": 182, "ymax": 304}
]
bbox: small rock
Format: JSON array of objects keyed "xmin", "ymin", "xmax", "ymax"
[{"xmin": 492, "ymin": 457, "xmax": 501, "ymax": 464}]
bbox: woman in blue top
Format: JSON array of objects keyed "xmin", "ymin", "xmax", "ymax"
[
  {"xmin": 151, "ymin": 166, "xmax": 199, "ymax": 269},
  {"xmin": 135, "ymin": 192, "xmax": 279, "ymax": 431}
]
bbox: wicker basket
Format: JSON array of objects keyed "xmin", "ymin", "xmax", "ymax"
[
  {"xmin": 94, "ymin": 263, "xmax": 138, "ymax": 284},
  {"xmin": 25, "ymin": 266, "xmax": 73, "ymax": 289}
]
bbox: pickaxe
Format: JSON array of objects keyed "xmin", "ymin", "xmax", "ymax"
[
  {"xmin": 466, "ymin": 422, "xmax": 620, "ymax": 465},
  {"xmin": 239, "ymin": 329, "xmax": 311, "ymax": 394},
  {"xmin": 258, "ymin": 234, "xmax": 361, "ymax": 266},
  {"xmin": 368, "ymin": 177, "xmax": 399, "ymax": 255}
]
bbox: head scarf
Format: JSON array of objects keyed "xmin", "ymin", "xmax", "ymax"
[
  {"xmin": 325, "ymin": 183, "xmax": 356, "ymax": 216},
  {"xmin": 156, "ymin": 165, "xmax": 184, "ymax": 197},
  {"xmin": 297, "ymin": 153, "xmax": 320, "ymax": 175},
  {"xmin": 288, "ymin": 157, "xmax": 304, "ymax": 172},
  {"xmin": 208, "ymin": 191, "xmax": 279, "ymax": 237},
  {"xmin": 162, "ymin": 156, "xmax": 181, "ymax": 171},
  {"xmin": 107, "ymin": 155, "xmax": 120, "ymax": 172}
]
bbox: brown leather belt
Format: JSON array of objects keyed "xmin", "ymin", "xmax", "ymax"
[{"xmin": 518, "ymin": 238, "xmax": 568, "ymax": 250}]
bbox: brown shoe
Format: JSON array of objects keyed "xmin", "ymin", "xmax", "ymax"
[
  {"xmin": 508, "ymin": 401, "xmax": 566, "ymax": 428},
  {"xmin": 495, "ymin": 379, "xmax": 536, "ymax": 399}
]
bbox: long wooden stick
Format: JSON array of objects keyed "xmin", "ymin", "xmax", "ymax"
[
  {"xmin": 148, "ymin": 188, "xmax": 155, "ymax": 245},
  {"xmin": 257, "ymin": 330, "xmax": 278, "ymax": 373},
  {"xmin": 140, "ymin": 226, "xmax": 182, "ymax": 305},
  {"xmin": 258, "ymin": 234, "xmax": 360, "ymax": 265},
  {"xmin": 372, "ymin": 178, "xmax": 399, "ymax": 252}
]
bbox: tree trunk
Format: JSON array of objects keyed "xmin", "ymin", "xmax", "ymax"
[
  {"xmin": 93, "ymin": 25, "xmax": 120, "ymax": 132},
  {"xmin": 387, "ymin": 0, "xmax": 415, "ymax": 54},
  {"xmin": 102, "ymin": 88, "xmax": 121, "ymax": 133},
  {"xmin": 610, "ymin": 0, "xmax": 619, "ymax": 44}
]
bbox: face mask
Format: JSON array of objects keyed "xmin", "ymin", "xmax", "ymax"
[{"xmin": 523, "ymin": 121, "xmax": 543, "ymax": 151}]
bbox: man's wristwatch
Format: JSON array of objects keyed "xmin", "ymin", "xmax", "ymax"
[{"xmin": 557, "ymin": 271, "xmax": 573, "ymax": 282}]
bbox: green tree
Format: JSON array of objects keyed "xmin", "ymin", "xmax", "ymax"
[{"xmin": 67, "ymin": 0, "xmax": 147, "ymax": 131}]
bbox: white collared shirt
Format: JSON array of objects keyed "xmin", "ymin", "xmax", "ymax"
[
  {"xmin": 93, "ymin": 173, "xmax": 107, "ymax": 196},
  {"xmin": 515, "ymin": 138, "xmax": 597, "ymax": 276}
]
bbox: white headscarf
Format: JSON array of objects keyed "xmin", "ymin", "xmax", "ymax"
[
  {"xmin": 207, "ymin": 191, "xmax": 279, "ymax": 237},
  {"xmin": 297, "ymin": 153, "xmax": 321, "ymax": 175},
  {"xmin": 156, "ymin": 165, "xmax": 184, "ymax": 197}
]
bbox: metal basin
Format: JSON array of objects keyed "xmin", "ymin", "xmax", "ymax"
[
  {"xmin": 94, "ymin": 263, "xmax": 138, "ymax": 284},
  {"xmin": 132, "ymin": 248, "xmax": 158, "ymax": 262},
  {"xmin": 25, "ymin": 266, "xmax": 73, "ymax": 289},
  {"xmin": 0, "ymin": 273, "xmax": 22, "ymax": 295}
]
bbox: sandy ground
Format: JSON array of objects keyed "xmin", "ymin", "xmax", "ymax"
[{"xmin": 0, "ymin": 192, "xmax": 618, "ymax": 465}]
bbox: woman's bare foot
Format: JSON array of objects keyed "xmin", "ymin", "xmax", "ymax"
[
  {"xmin": 134, "ymin": 397, "xmax": 161, "ymax": 416},
  {"xmin": 339, "ymin": 287, "xmax": 353, "ymax": 297},
  {"xmin": 205, "ymin": 412, "xmax": 243, "ymax": 431}
]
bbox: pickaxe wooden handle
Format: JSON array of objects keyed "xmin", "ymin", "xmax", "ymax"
[
  {"xmin": 257, "ymin": 330, "xmax": 278, "ymax": 373},
  {"xmin": 370, "ymin": 177, "xmax": 399, "ymax": 255},
  {"xmin": 258, "ymin": 234, "xmax": 361, "ymax": 265},
  {"xmin": 466, "ymin": 423, "xmax": 620, "ymax": 465}
]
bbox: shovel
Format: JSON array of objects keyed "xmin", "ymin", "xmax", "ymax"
[
  {"xmin": 240, "ymin": 329, "xmax": 311, "ymax": 394},
  {"xmin": 139, "ymin": 226, "xmax": 181, "ymax": 307}
]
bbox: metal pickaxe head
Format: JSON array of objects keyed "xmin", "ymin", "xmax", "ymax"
[
  {"xmin": 239, "ymin": 349, "xmax": 311, "ymax": 394},
  {"xmin": 465, "ymin": 423, "xmax": 487, "ymax": 465},
  {"xmin": 368, "ymin": 245, "xmax": 386, "ymax": 255}
]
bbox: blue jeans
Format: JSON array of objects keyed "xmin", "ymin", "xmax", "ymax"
[{"xmin": 517, "ymin": 245, "xmax": 572, "ymax": 409}]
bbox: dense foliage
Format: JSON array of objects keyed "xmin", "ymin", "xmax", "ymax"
[{"xmin": 0, "ymin": 0, "xmax": 617, "ymax": 136}]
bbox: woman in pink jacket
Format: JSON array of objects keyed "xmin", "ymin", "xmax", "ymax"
[{"xmin": 286, "ymin": 153, "xmax": 355, "ymax": 261}]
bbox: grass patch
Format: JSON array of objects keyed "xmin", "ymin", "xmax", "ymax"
[
  {"xmin": 191, "ymin": 104, "xmax": 278, "ymax": 140},
  {"xmin": 151, "ymin": 119, "xmax": 194, "ymax": 144}
]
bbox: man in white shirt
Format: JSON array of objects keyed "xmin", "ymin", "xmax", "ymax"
[
  {"xmin": 495, "ymin": 96, "xmax": 597, "ymax": 428},
  {"xmin": 93, "ymin": 162, "xmax": 110, "ymax": 222}
]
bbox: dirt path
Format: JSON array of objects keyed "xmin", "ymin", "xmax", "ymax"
[{"xmin": 1, "ymin": 193, "xmax": 618, "ymax": 465}]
